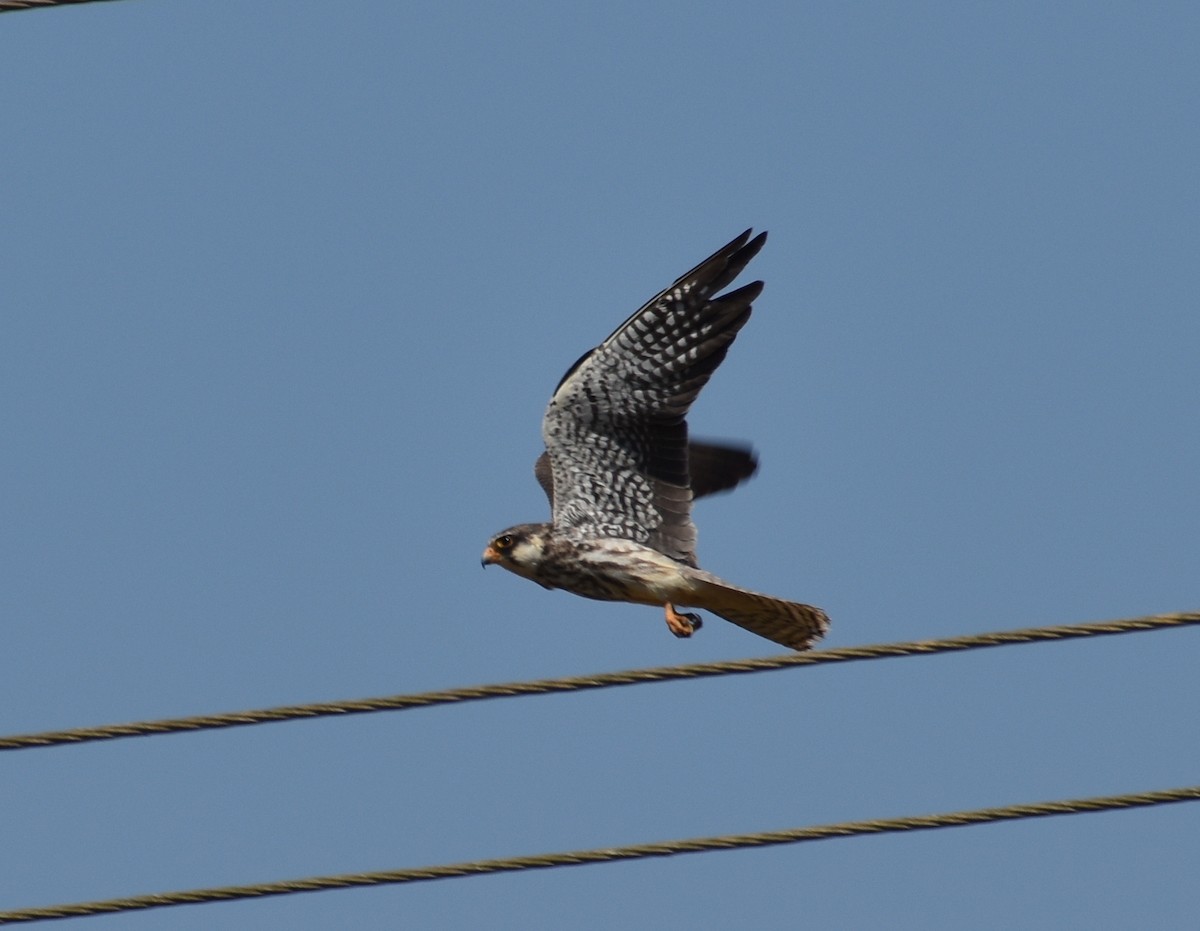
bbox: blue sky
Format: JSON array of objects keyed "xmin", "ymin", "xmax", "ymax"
[{"xmin": 3, "ymin": 2, "xmax": 1198, "ymax": 928}]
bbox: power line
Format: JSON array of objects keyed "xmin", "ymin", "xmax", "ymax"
[
  {"xmin": 3, "ymin": 611, "xmax": 1196, "ymax": 752},
  {"xmin": 1, "ymin": 784, "xmax": 1195, "ymax": 925},
  {"xmin": 0, "ymin": 0, "xmax": 125, "ymax": 13}
]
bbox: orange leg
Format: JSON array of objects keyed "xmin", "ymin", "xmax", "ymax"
[{"xmin": 664, "ymin": 603, "xmax": 703, "ymax": 639}]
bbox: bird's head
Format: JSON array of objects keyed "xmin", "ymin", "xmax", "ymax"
[{"xmin": 481, "ymin": 523, "xmax": 552, "ymax": 581}]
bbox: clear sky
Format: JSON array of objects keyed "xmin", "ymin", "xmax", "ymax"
[{"xmin": 3, "ymin": 2, "xmax": 1198, "ymax": 928}]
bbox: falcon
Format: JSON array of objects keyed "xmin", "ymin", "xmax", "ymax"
[{"xmin": 482, "ymin": 230, "xmax": 829, "ymax": 651}]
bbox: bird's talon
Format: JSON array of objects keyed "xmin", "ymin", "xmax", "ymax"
[{"xmin": 664, "ymin": 604, "xmax": 702, "ymax": 638}]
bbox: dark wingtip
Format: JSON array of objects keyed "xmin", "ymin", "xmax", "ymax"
[
  {"xmin": 741, "ymin": 230, "xmax": 768, "ymax": 262},
  {"xmin": 688, "ymin": 440, "xmax": 759, "ymax": 499},
  {"xmin": 690, "ymin": 229, "xmax": 768, "ymax": 298},
  {"xmin": 733, "ymin": 228, "xmax": 765, "ymax": 243}
]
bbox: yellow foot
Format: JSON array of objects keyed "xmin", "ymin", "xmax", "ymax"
[{"xmin": 664, "ymin": 603, "xmax": 703, "ymax": 639}]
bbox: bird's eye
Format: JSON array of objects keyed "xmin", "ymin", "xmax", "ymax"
[{"xmin": 495, "ymin": 534, "xmax": 515, "ymax": 550}]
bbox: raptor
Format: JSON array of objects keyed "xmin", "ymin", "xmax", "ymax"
[{"xmin": 482, "ymin": 230, "xmax": 829, "ymax": 651}]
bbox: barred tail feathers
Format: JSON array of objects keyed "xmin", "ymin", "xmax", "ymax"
[{"xmin": 687, "ymin": 576, "xmax": 829, "ymax": 652}]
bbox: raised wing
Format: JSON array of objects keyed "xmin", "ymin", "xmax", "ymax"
[{"xmin": 541, "ymin": 230, "xmax": 767, "ymax": 564}]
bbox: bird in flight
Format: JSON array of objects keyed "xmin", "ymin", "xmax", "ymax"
[{"xmin": 482, "ymin": 230, "xmax": 829, "ymax": 651}]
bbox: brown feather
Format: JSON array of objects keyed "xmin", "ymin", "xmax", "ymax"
[{"xmin": 685, "ymin": 576, "xmax": 829, "ymax": 651}]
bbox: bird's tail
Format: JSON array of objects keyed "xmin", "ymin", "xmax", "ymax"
[{"xmin": 687, "ymin": 576, "xmax": 829, "ymax": 651}]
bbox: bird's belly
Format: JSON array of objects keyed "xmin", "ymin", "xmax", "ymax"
[{"xmin": 538, "ymin": 538, "xmax": 693, "ymax": 605}]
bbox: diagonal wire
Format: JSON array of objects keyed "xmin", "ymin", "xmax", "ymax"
[
  {"xmin": 1, "ymin": 784, "xmax": 1197, "ymax": 924},
  {"xmin": 2, "ymin": 611, "xmax": 1197, "ymax": 752},
  {"xmin": 0, "ymin": 0, "xmax": 127, "ymax": 13}
]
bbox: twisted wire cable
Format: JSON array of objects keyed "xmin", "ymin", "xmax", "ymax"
[
  {"xmin": 2, "ymin": 784, "xmax": 1196, "ymax": 924},
  {"xmin": 3, "ymin": 611, "xmax": 1197, "ymax": 751}
]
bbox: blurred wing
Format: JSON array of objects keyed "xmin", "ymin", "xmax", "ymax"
[
  {"xmin": 541, "ymin": 230, "xmax": 766, "ymax": 564},
  {"xmin": 685, "ymin": 440, "xmax": 758, "ymax": 499},
  {"xmin": 534, "ymin": 440, "xmax": 757, "ymax": 507},
  {"xmin": 533, "ymin": 450, "xmax": 556, "ymax": 504}
]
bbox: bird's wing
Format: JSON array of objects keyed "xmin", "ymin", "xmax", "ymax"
[
  {"xmin": 533, "ymin": 440, "xmax": 757, "ymax": 507},
  {"xmin": 540, "ymin": 230, "xmax": 766, "ymax": 564},
  {"xmin": 684, "ymin": 440, "xmax": 758, "ymax": 499}
]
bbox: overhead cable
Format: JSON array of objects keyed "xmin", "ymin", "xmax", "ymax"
[
  {"xmin": 2, "ymin": 784, "xmax": 1196, "ymax": 924},
  {"xmin": 0, "ymin": 0, "xmax": 124, "ymax": 13},
  {"xmin": 3, "ymin": 611, "xmax": 1196, "ymax": 751}
]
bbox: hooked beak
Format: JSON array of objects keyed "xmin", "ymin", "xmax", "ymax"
[{"xmin": 481, "ymin": 545, "xmax": 501, "ymax": 568}]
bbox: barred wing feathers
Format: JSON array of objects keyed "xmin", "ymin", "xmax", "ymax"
[
  {"xmin": 541, "ymin": 230, "xmax": 767, "ymax": 564},
  {"xmin": 533, "ymin": 441, "xmax": 757, "ymax": 507}
]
